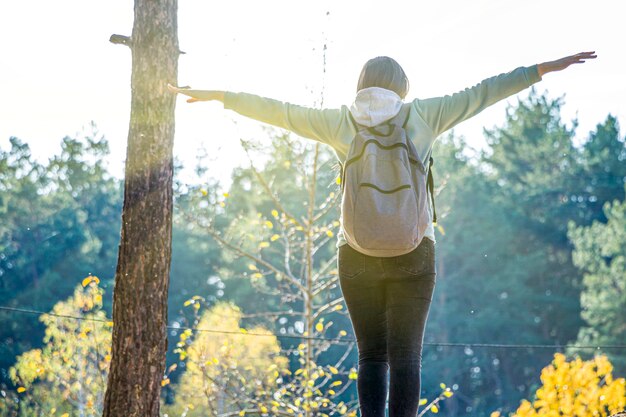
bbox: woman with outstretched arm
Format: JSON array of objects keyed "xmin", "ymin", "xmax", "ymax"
[{"xmin": 168, "ymin": 51, "xmax": 595, "ymax": 417}]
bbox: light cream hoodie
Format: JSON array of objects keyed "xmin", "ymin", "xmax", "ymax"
[{"xmin": 223, "ymin": 64, "xmax": 542, "ymax": 248}]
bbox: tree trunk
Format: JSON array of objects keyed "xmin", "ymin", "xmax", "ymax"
[{"xmin": 103, "ymin": 1, "xmax": 178, "ymax": 415}]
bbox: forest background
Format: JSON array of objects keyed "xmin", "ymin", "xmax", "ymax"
[{"xmin": 1, "ymin": 1, "xmax": 625, "ymax": 416}]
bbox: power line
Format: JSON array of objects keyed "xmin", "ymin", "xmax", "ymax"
[{"xmin": 2, "ymin": 305, "xmax": 626, "ymax": 351}]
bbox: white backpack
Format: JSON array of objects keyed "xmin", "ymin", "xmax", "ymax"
[{"xmin": 339, "ymin": 103, "xmax": 436, "ymax": 257}]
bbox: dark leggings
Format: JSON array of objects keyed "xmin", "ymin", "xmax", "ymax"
[{"xmin": 338, "ymin": 237, "xmax": 436, "ymax": 417}]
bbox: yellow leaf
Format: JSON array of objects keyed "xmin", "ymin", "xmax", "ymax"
[
  {"xmin": 260, "ymin": 405, "xmax": 268, "ymax": 413},
  {"xmin": 106, "ymin": 321, "xmax": 114, "ymax": 327},
  {"xmin": 431, "ymin": 405, "xmax": 439, "ymax": 413},
  {"xmin": 81, "ymin": 275, "xmax": 100, "ymax": 286},
  {"xmin": 326, "ymin": 230, "xmax": 334, "ymax": 237},
  {"xmin": 61, "ymin": 414, "xmax": 70, "ymax": 417},
  {"xmin": 333, "ymin": 305, "xmax": 343, "ymax": 311},
  {"xmin": 336, "ymin": 176, "xmax": 341, "ymax": 185},
  {"xmin": 283, "ymin": 160, "xmax": 291, "ymax": 168},
  {"xmin": 219, "ymin": 201, "xmax": 225, "ymax": 207},
  {"xmin": 329, "ymin": 366, "xmax": 339, "ymax": 374},
  {"xmin": 248, "ymin": 264, "xmax": 258, "ymax": 271},
  {"xmin": 270, "ymin": 234, "xmax": 280, "ymax": 241},
  {"xmin": 330, "ymin": 380, "xmax": 342, "ymax": 387},
  {"xmin": 419, "ymin": 398, "xmax": 427, "ymax": 405},
  {"xmin": 339, "ymin": 330, "xmax": 347, "ymax": 336},
  {"xmin": 259, "ymin": 242, "xmax": 270, "ymax": 248},
  {"xmin": 443, "ymin": 391, "xmax": 453, "ymax": 397},
  {"xmin": 251, "ymin": 273, "xmax": 263, "ymax": 280},
  {"xmin": 239, "ymin": 411, "xmax": 246, "ymax": 416},
  {"xmin": 200, "ymin": 188, "xmax": 208, "ymax": 196},
  {"xmin": 437, "ymin": 224, "xmax": 445, "ymax": 236},
  {"xmin": 348, "ymin": 370, "xmax": 358, "ymax": 379},
  {"xmin": 161, "ymin": 378, "xmax": 170, "ymax": 386},
  {"xmin": 183, "ymin": 299, "xmax": 193, "ymax": 306},
  {"xmin": 271, "ymin": 210, "xmax": 279, "ymax": 218},
  {"xmin": 316, "ymin": 322, "xmax": 324, "ymax": 332},
  {"xmin": 223, "ymin": 192, "xmax": 229, "ymax": 198},
  {"xmin": 439, "ymin": 382, "xmax": 446, "ymax": 389},
  {"xmin": 264, "ymin": 221, "xmax": 273, "ymax": 229},
  {"xmin": 17, "ymin": 387, "xmax": 26, "ymax": 393}
]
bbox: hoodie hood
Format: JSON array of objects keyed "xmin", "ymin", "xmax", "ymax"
[{"xmin": 349, "ymin": 86, "xmax": 403, "ymax": 127}]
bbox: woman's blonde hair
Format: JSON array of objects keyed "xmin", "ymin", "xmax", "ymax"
[{"xmin": 356, "ymin": 56, "xmax": 410, "ymax": 99}]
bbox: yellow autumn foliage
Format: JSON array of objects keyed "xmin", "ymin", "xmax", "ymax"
[
  {"xmin": 500, "ymin": 353, "xmax": 626, "ymax": 417},
  {"xmin": 163, "ymin": 301, "xmax": 289, "ymax": 417},
  {"xmin": 8, "ymin": 282, "xmax": 111, "ymax": 416}
]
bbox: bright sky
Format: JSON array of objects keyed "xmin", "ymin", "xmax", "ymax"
[{"xmin": 1, "ymin": 0, "xmax": 623, "ymax": 191}]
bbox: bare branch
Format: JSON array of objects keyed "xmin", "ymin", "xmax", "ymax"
[
  {"xmin": 240, "ymin": 139, "xmax": 305, "ymax": 229},
  {"xmin": 312, "ymin": 276, "xmax": 339, "ymax": 298},
  {"xmin": 335, "ymin": 378, "xmax": 357, "ymax": 397},
  {"xmin": 335, "ymin": 341, "xmax": 356, "ymax": 369},
  {"xmin": 312, "ymin": 341, "xmax": 356, "ymax": 392},
  {"xmin": 203, "ymin": 224, "xmax": 309, "ymax": 296},
  {"xmin": 197, "ymin": 368, "xmax": 251, "ymax": 416},
  {"xmin": 312, "ymin": 296, "xmax": 345, "ymax": 322},
  {"xmin": 180, "ymin": 209, "xmax": 304, "ymax": 291},
  {"xmin": 241, "ymin": 310, "xmax": 305, "ymax": 319},
  {"xmin": 251, "ymin": 282, "xmax": 283, "ymax": 297},
  {"xmin": 282, "ymin": 233, "xmax": 296, "ymax": 280},
  {"xmin": 311, "ymin": 234, "xmax": 334, "ymax": 258},
  {"xmin": 313, "ymin": 190, "xmax": 341, "ymax": 223},
  {"xmin": 219, "ymin": 408, "xmax": 296, "ymax": 417},
  {"xmin": 312, "ymin": 253, "xmax": 338, "ymax": 284},
  {"xmin": 109, "ymin": 34, "xmax": 131, "ymax": 47}
]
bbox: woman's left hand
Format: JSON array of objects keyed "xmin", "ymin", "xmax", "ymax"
[{"xmin": 167, "ymin": 84, "xmax": 224, "ymax": 103}]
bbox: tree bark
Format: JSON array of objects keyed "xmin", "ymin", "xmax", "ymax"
[{"xmin": 103, "ymin": 0, "xmax": 178, "ymax": 415}]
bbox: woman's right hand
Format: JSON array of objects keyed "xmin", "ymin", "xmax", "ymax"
[
  {"xmin": 167, "ymin": 84, "xmax": 225, "ymax": 103},
  {"xmin": 537, "ymin": 51, "xmax": 597, "ymax": 77}
]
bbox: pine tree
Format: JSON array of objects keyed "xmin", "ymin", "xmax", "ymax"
[{"xmin": 103, "ymin": 1, "xmax": 180, "ymax": 415}]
